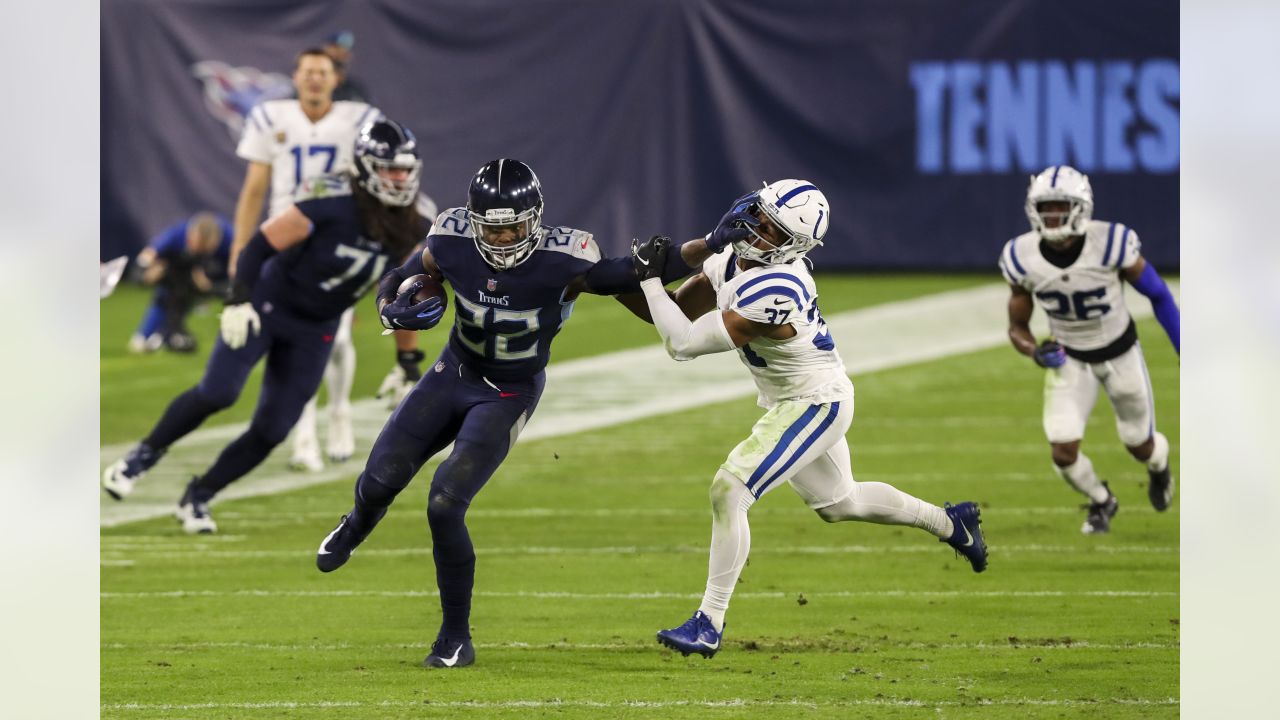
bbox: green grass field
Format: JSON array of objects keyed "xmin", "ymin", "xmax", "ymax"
[{"xmin": 100, "ymin": 275, "xmax": 1178, "ymax": 718}]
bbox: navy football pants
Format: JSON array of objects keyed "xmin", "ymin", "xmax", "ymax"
[
  {"xmin": 352, "ymin": 346, "xmax": 545, "ymax": 641},
  {"xmin": 143, "ymin": 308, "xmax": 337, "ymax": 501}
]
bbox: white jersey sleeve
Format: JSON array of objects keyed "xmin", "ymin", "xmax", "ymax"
[
  {"xmin": 236, "ymin": 104, "xmax": 276, "ymax": 164},
  {"xmin": 1114, "ymin": 224, "xmax": 1142, "ymax": 270},
  {"xmin": 539, "ymin": 226, "xmax": 601, "ymax": 263}
]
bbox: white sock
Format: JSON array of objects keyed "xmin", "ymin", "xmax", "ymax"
[
  {"xmin": 819, "ymin": 482, "xmax": 953, "ymax": 539},
  {"xmin": 325, "ymin": 338, "xmax": 356, "ymax": 411},
  {"xmin": 292, "ymin": 398, "xmax": 320, "ymax": 458},
  {"xmin": 1054, "ymin": 453, "xmax": 1110, "ymax": 504},
  {"xmin": 698, "ymin": 471, "xmax": 755, "ymax": 632},
  {"xmin": 1145, "ymin": 432, "xmax": 1170, "ymax": 472}
]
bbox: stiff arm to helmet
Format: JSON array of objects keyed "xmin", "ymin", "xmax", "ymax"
[{"xmin": 732, "ymin": 180, "xmax": 830, "ymax": 265}]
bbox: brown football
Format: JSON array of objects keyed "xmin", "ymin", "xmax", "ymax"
[{"xmin": 396, "ymin": 273, "xmax": 448, "ymax": 311}]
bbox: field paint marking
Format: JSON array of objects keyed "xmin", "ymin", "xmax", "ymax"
[
  {"xmin": 101, "ymin": 589, "xmax": 1176, "ymax": 600},
  {"xmin": 102, "ymin": 639, "xmax": 1179, "ymax": 652},
  {"xmin": 99, "ymin": 543, "xmax": 1176, "ymax": 561},
  {"xmin": 102, "ymin": 698, "xmax": 1179, "ymax": 711},
  {"xmin": 101, "ymin": 503, "xmax": 1173, "ymax": 528},
  {"xmin": 101, "ymin": 282, "xmax": 1176, "ymax": 528}
]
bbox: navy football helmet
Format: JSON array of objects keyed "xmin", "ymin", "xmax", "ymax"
[
  {"xmin": 354, "ymin": 118, "xmax": 421, "ymax": 207},
  {"xmin": 466, "ymin": 159, "xmax": 544, "ymax": 269}
]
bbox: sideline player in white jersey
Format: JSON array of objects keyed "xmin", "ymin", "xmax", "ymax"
[
  {"xmin": 232, "ymin": 47, "xmax": 413, "ymax": 471},
  {"xmin": 632, "ymin": 180, "xmax": 988, "ymax": 659},
  {"xmin": 1000, "ymin": 165, "xmax": 1180, "ymax": 534}
]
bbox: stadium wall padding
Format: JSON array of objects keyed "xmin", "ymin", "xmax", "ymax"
[{"xmin": 101, "ymin": 0, "xmax": 1178, "ymax": 270}]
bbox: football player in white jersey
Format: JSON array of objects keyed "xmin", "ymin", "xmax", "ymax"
[
  {"xmin": 1001, "ymin": 165, "xmax": 1180, "ymax": 534},
  {"xmin": 231, "ymin": 48, "xmax": 418, "ymax": 471},
  {"xmin": 632, "ymin": 180, "xmax": 988, "ymax": 659}
]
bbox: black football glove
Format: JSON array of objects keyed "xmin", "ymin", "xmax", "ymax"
[
  {"xmin": 631, "ymin": 235, "xmax": 671, "ymax": 282},
  {"xmin": 1033, "ymin": 338, "xmax": 1067, "ymax": 368}
]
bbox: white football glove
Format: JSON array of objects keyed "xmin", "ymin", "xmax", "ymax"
[
  {"xmin": 219, "ymin": 303, "xmax": 261, "ymax": 349},
  {"xmin": 376, "ymin": 365, "xmax": 415, "ymax": 408}
]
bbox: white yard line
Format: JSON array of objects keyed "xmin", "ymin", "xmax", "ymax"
[
  {"xmin": 101, "ymin": 697, "xmax": 1179, "ymax": 712},
  {"xmin": 101, "ymin": 639, "xmax": 1178, "ymax": 651},
  {"xmin": 97, "ymin": 544, "xmax": 1176, "ymax": 561},
  {"xmin": 100, "ymin": 589, "xmax": 1175, "ymax": 599},
  {"xmin": 101, "ymin": 282, "xmax": 1177, "ymax": 528}
]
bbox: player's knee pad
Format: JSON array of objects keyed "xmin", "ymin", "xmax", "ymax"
[
  {"xmin": 709, "ymin": 470, "xmax": 753, "ymax": 516},
  {"xmin": 426, "ymin": 488, "xmax": 469, "ymax": 527},
  {"xmin": 432, "ymin": 444, "xmax": 490, "ymax": 500}
]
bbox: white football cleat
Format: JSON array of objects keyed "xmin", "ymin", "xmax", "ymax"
[
  {"xmin": 102, "ymin": 442, "xmax": 164, "ymax": 501},
  {"xmin": 288, "ymin": 451, "xmax": 325, "ymax": 473},
  {"xmin": 175, "ymin": 480, "xmax": 217, "ymax": 534},
  {"xmin": 289, "ymin": 426, "xmax": 325, "ymax": 472},
  {"xmin": 326, "ymin": 403, "xmax": 354, "ymax": 462},
  {"xmin": 127, "ymin": 332, "xmax": 163, "ymax": 354},
  {"xmin": 102, "ymin": 460, "xmax": 136, "ymax": 499}
]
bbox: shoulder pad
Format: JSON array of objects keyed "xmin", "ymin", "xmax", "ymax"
[
  {"xmin": 430, "ymin": 207, "xmax": 471, "ymax": 238},
  {"xmin": 539, "ymin": 226, "xmax": 601, "ymax": 263},
  {"xmin": 297, "ymin": 175, "xmax": 352, "ymax": 201},
  {"xmin": 999, "ymin": 235, "xmax": 1034, "ymax": 286},
  {"xmin": 732, "ymin": 269, "xmax": 812, "ymax": 324},
  {"xmin": 1099, "ymin": 220, "xmax": 1142, "ymax": 270}
]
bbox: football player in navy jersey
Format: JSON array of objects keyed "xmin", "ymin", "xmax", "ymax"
[
  {"xmin": 315, "ymin": 159, "xmax": 707, "ymax": 669},
  {"xmin": 102, "ymin": 118, "xmax": 426, "ymax": 534}
]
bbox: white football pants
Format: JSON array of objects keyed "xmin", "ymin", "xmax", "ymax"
[{"xmin": 1042, "ymin": 343, "xmax": 1157, "ymax": 447}]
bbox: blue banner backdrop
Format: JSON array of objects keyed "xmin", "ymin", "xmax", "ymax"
[{"xmin": 101, "ymin": 0, "xmax": 1178, "ymax": 270}]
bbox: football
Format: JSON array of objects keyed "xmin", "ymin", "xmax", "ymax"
[{"xmin": 396, "ymin": 273, "xmax": 448, "ymax": 311}]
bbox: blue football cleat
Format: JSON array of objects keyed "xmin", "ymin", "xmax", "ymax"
[
  {"xmin": 657, "ymin": 610, "xmax": 723, "ymax": 658},
  {"xmin": 1147, "ymin": 466, "xmax": 1174, "ymax": 512},
  {"xmin": 422, "ymin": 637, "xmax": 475, "ymax": 669},
  {"xmin": 942, "ymin": 501, "xmax": 988, "ymax": 573},
  {"xmin": 1081, "ymin": 482, "xmax": 1120, "ymax": 535},
  {"xmin": 316, "ymin": 507, "xmax": 386, "ymax": 573}
]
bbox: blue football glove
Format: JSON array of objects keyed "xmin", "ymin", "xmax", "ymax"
[
  {"xmin": 1033, "ymin": 338, "xmax": 1067, "ymax": 368},
  {"xmin": 380, "ymin": 283, "xmax": 444, "ymax": 331},
  {"xmin": 706, "ymin": 191, "xmax": 761, "ymax": 253}
]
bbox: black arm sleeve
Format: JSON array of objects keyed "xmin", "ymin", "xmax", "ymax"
[
  {"xmin": 376, "ymin": 250, "xmax": 427, "ymax": 306},
  {"xmin": 226, "ymin": 230, "xmax": 277, "ymax": 305},
  {"xmin": 582, "ymin": 241, "xmax": 697, "ymax": 295}
]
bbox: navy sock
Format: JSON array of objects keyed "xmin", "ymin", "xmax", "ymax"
[
  {"xmin": 427, "ymin": 490, "xmax": 474, "ymax": 640},
  {"xmin": 143, "ymin": 387, "xmax": 222, "ymax": 451}
]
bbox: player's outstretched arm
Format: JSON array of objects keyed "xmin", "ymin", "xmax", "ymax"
[
  {"xmin": 611, "ymin": 272, "xmax": 718, "ymax": 324},
  {"xmin": 575, "ymin": 238, "xmax": 704, "ymax": 298},
  {"xmin": 1123, "ymin": 256, "xmax": 1180, "ymax": 353}
]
